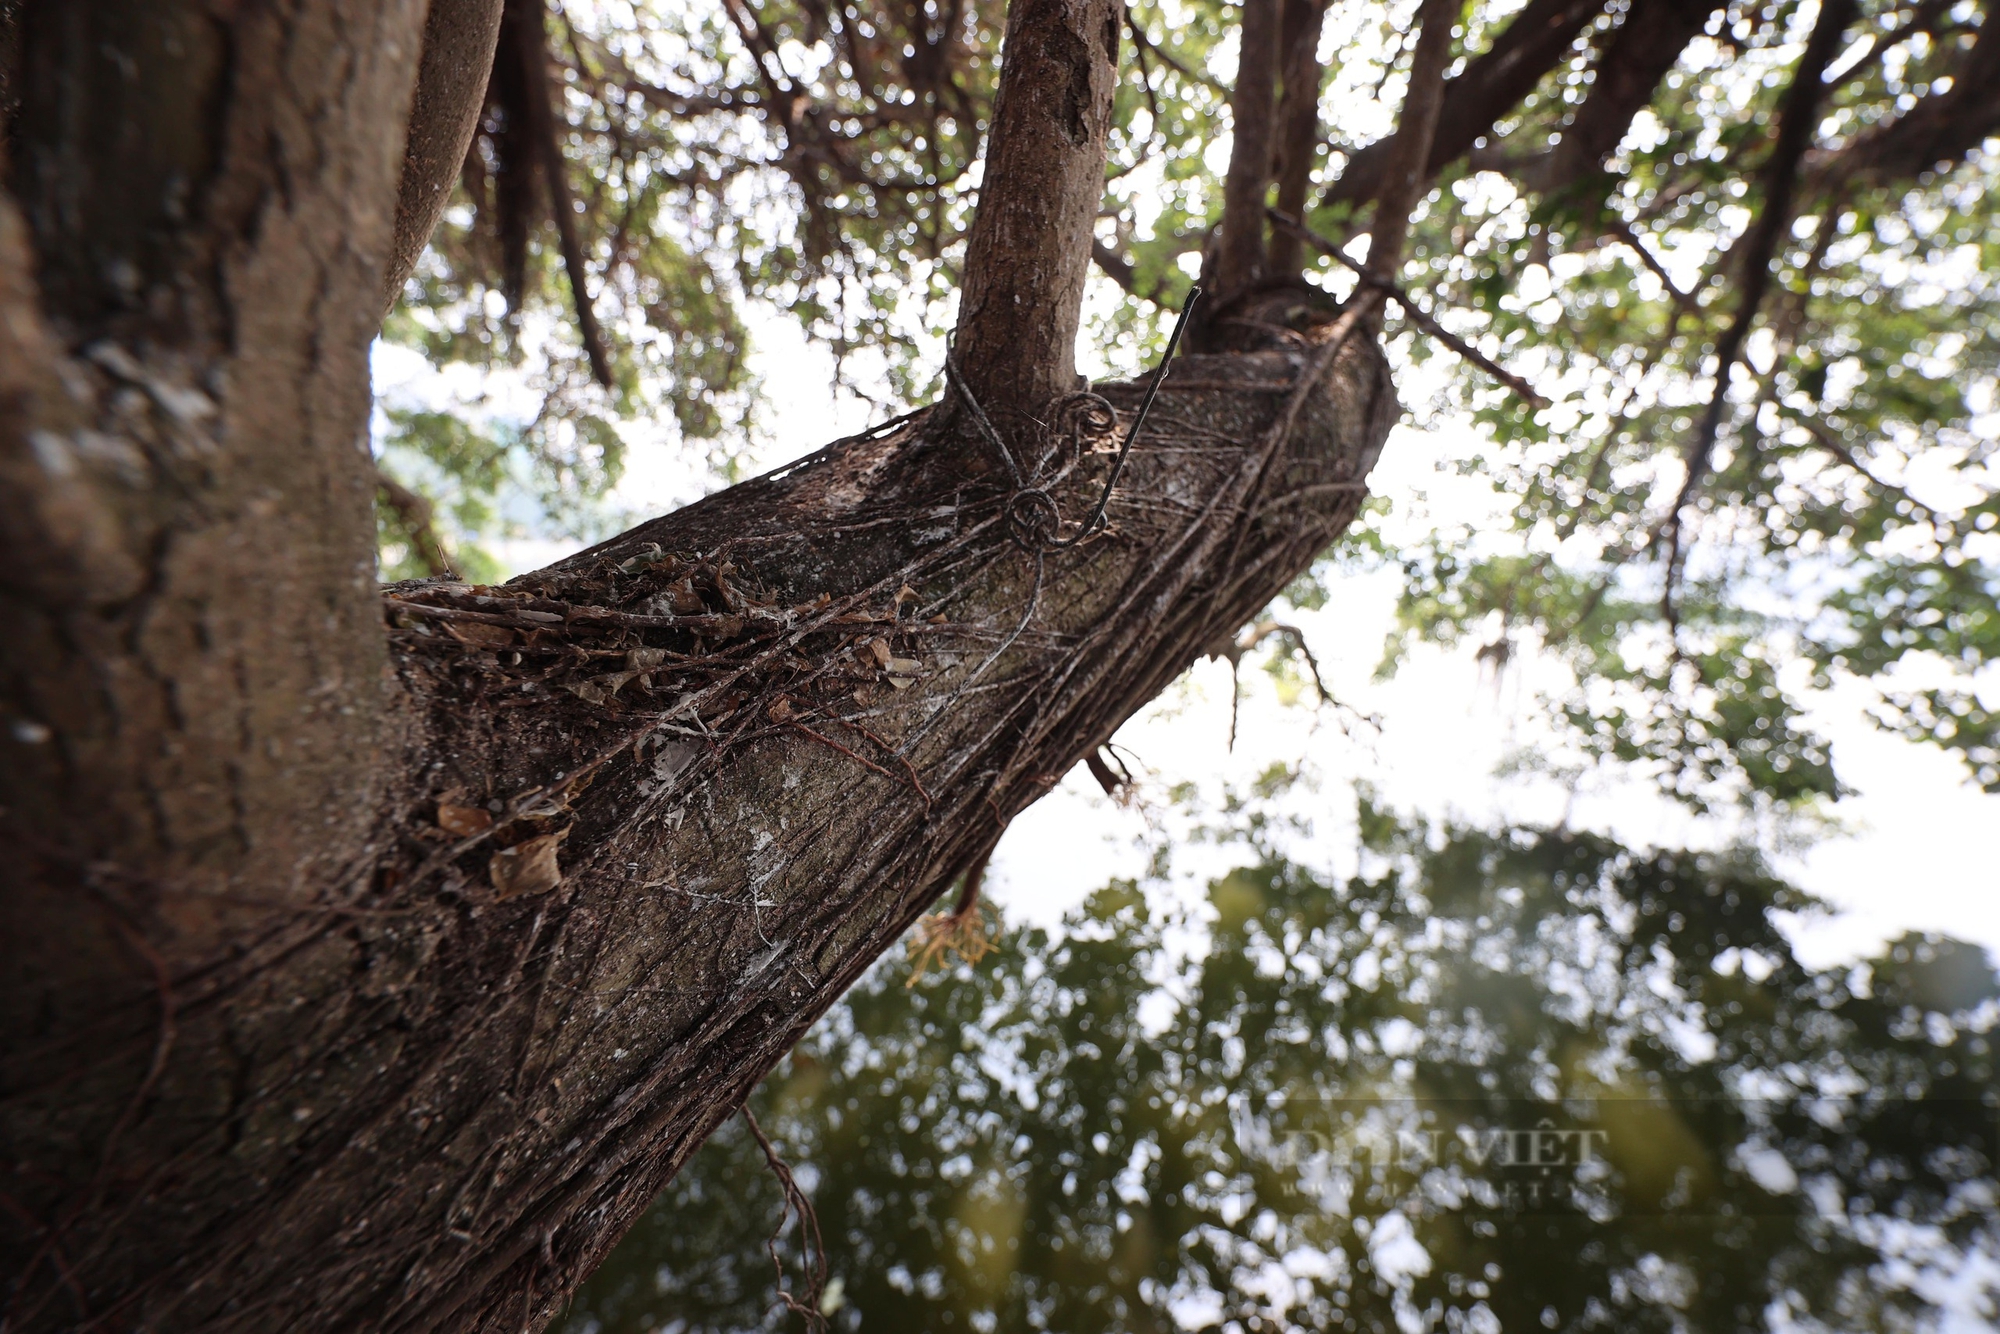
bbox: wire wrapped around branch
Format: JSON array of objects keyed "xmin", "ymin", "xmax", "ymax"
[{"xmin": 944, "ymin": 287, "xmax": 1203, "ymax": 553}]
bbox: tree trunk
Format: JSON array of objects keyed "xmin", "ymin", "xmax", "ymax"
[{"xmin": 0, "ymin": 0, "xmax": 1397, "ymax": 1329}]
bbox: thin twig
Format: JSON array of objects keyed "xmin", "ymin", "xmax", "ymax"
[
  {"xmin": 382, "ymin": 595, "xmax": 789, "ymax": 636},
  {"xmin": 1606, "ymin": 214, "xmax": 1689, "ymax": 302},
  {"xmin": 1268, "ymin": 209, "xmax": 1549, "ymax": 408},
  {"xmin": 1125, "ymin": 11, "xmax": 1233, "ymax": 95},
  {"xmin": 742, "ymin": 1107, "xmax": 829, "ymax": 1333},
  {"xmin": 1662, "ymin": 0, "xmax": 1858, "ymax": 639},
  {"xmin": 834, "ymin": 719, "xmax": 934, "ymax": 808}
]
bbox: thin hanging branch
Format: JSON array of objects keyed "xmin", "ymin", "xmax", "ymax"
[
  {"xmin": 1662, "ymin": 0, "xmax": 1859, "ymax": 624},
  {"xmin": 1215, "ymin": 0, "xmax": 1286, "ymax": 298},
  {"xmin": 1269, "ymin": 209, "xmax": 1549, "ymax": 408},
  {"xmin": 512, "ymin": 0, "xmax": 616, "ymax": 388}
]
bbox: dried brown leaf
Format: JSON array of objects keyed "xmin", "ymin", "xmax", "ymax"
[
  {"xmin": 437, "ymin": 803, "xmax": 493, "ymax": 838},
  {"xmin": 666, "ymin": 578, "xmax": 705, "ymax": 614},
  {"xmin": 563, "ymin": 670, "xmax": 642, "ymax": 706},
  {"xmin": 489, "ymin": 832, "xmax": 565, "ymax": 900}
]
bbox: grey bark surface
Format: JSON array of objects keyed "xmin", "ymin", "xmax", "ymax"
[
  {"xmin": 0, "ymin": 0, "xmax": 1397, "ymax": 1329},
  {"xmin": 950, "ymin": 0, "xmax": 1122, "ymax": 412},
  {"xmin": 1214, "ymin": 0, "xmax": 1284, "ymax": 299},
  {"xmin": 385, "ymin": 0, "xmax": 506, "ymax": 309}
]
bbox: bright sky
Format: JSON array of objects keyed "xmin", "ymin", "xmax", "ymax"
[{"xmin": 375, "ymin": 303, "xmax": 2000, "ymax": 973}]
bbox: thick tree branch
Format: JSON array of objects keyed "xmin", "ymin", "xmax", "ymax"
[
  {"xmin": 1215, "ymin": 0, "xmax": 1285, "ymax": 298},
  {"xmin": 3, "ymin": 0, "xmax": 411, "ymax": 903},
  {"xmin": 510, "ymin": 0, "xmax": 615, "ymax": 389},
  {"xmin": 1266, "ymin": 0, "xmax": 1331, "ymax": 278},
  {"xmin": 3, "ymin": 0, "xmax": 425, "ymax": 1319},
  {"xmin": 1319, "ymin": 0, "xmax": 1605, "ymax": 212},
  {"xmin": 1091, "ymin": 237, "xmax": 1177, "ymax": 306},
  {"xmin": 952, "ymin": 0, "xmax": 1122, "ymax": 413},
  {"xmin": 1092, "ymin": 238, "xmax": 1139, "ymax": 292},
  {"xmin": 386, "ymin": 0, "xmax": 505, "ymax": 311},
  {"xmin": 376, "ymin": 466, "xmax": 457, "ymax": 578},
  {"xmin": 1516, "ymin": 0, "xmax": 1724, "ymax": 197},
  {"xmin": 1807, "ymin": 10, "xmax": 2000, "ymax": 189},
  {"xmin": 5, "ymin": 342, "xmax": 1395, "ymax": 1333},
  {"xmin": 1365, "ymin": 0, "xmax": 1459, "ymax": 287}
]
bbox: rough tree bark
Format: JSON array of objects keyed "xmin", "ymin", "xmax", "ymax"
[
  {"xmin": 1265, "ymin": 0, "xmax": 1331, "ymax": 279},
  {"xmin": 0, "ymin": 0, "xmax": 1392, "ymax": 1330},
  {"xmin": 952, "ymin": 0, "xmax": 1122, "ymax": 409},
  {"xmin": 1214, "ymin": 0, "xmax": 1284, "ymax": 299},
  {"xmin": 385, "ymin": 0, "xmax": 506, "ymax": 309}
]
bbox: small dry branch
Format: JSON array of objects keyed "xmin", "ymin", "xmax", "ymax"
[
  {"xmin": 1268, "ymin": 209, "xmax": 1549, "ymax": 409},
  {"xmin": 742, "ymin": 1107, "xmax": 830, "ymax": 1333}
]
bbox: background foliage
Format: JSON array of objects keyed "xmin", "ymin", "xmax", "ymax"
[
  {"xmin": 370, "ymin": 2, "xmax": 2000, "ymax": 1325},
  {"xmin": 561, "ymin": 791, "xmax": 2000, "ymax": 1332}
]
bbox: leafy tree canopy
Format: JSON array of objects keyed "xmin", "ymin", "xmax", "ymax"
[{"xmin": 381, "ymin": 0, "xmax": 2000, "ymax": 815}]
